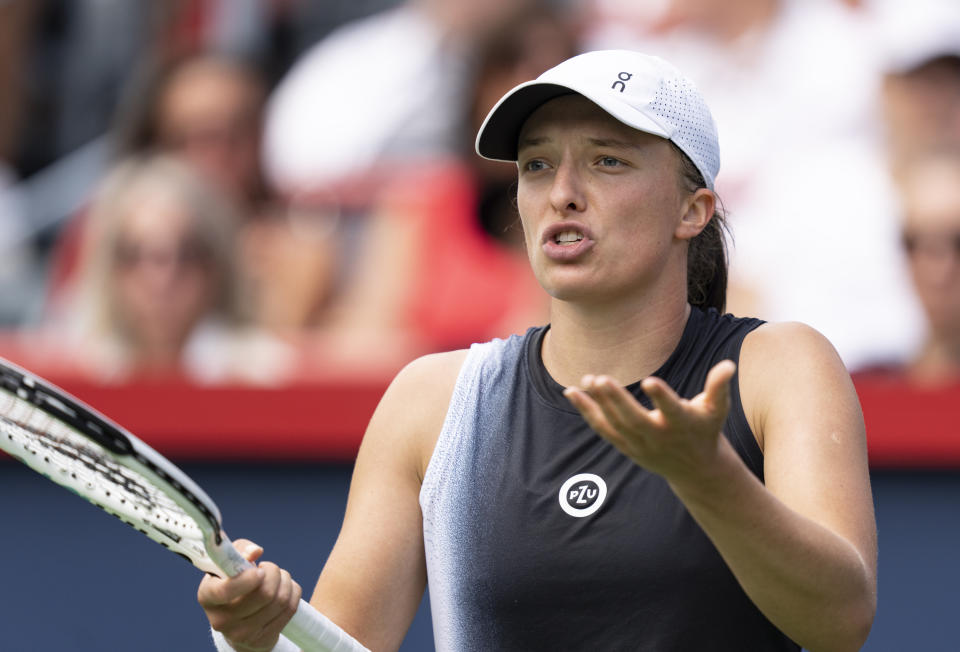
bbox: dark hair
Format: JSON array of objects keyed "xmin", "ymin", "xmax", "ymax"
[{"xmin": 670, "ymin": 142, "xmax": 729, "ymax": 313}]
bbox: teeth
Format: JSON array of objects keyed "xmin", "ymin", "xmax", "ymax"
[{"xmin": 555, "ymin": 230, "xmax": 584, "ymax": 244}]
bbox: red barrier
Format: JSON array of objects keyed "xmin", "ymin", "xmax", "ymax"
[
  {"xmin": 855, "ymin": 375, "xmax": 959, "ymax": 468},
  {"xmin": 60, "ymin": 377, "xmax": 389, "ymax": 461},
  {"xmin": 12, "ymin": 374, "xmax": 957, "ymax": 468},
  {"xmin": 0, "ymin": 344, "xmax": 956, "ymax": 467}
]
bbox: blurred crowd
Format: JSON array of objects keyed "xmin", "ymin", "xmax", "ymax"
[{"xmin": 0, "ymin": 0, "xmax": 958, "ymax": 387}]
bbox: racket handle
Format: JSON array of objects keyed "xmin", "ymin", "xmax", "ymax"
[
  {"xmin": 217, "ymin": 540, "xmax": 369, "ymax": 652},
  {"xmin": 283, "ymin": 600, "xmax": 370, "ymax": 652}
]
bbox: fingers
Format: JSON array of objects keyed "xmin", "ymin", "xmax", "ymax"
[
  {"xmin": 199, "ymin": 566, "xmax": 265, "ymax": 608},
  {"xmin": 197, "ymin": 542, "xmax": 301, "ymax": 651},
  {"xmin": 640, "ymin": 375, "xmax": 686, "ymax": 422},
  {"xmin": 223, "ymin": 565, "xmax": 301, "ymax": 647},
  {"xmin": 233, "ymin": 539, "xmax": 264, "ymax": 563},
  {"xmin": 563, "ymin": 384, "xmax": 616, "ymax": 438},
  {"xmin": 563, "ymin": 364, "xmax": 736, "ymax": 482},
  {"xmin": 703, "ymin": 359, "xmax": 736, "ymax": 412},
  {"xmin": 202, "ymin": 562, "xmax": 302, "ymax": 650},
  {"xmin": 587, "ymin": 375, "xmax": 652, "ymax": 433},
  {"xmin": 231, "ymin": 562, "xmax": 302, "ymax": 626},
  {"xmin": 258, "ymin": 567, "xmax": 303, "ymax": 635},
  {"xmin": 565, "ymin": 375, "xmax": 653, "ymax": 447},
  {"xmin": 565, "ymin": 365, "xmax": 733, "ymax": 437}
]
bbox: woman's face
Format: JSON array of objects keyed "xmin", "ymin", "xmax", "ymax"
[
  {"xmin": 112, "ymin": 189, "xmax": 217, "ymax": 353},
  {"xmin": 900, "ymin": 159, "xmax": 960, "ymax": 337},
  {"xmin": 515, "ymin": 95, "xmax": 693, "ymax": 306},
  {"xmin": 157, "ymin": 61, "xmax": 263, "ymax": 203}
]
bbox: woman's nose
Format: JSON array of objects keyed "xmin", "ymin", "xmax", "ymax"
[{"xmin": 549, "ymin": 160, "xmax": 586, "ymax": 214}]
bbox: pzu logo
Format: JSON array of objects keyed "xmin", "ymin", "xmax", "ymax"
[
  {"xmin": 558, "ymin": 473, "xmax": 608, "ymax": 518},
  {"xmin": 611, "ymin": 71, "xmax": 633, "ymax": 93}
]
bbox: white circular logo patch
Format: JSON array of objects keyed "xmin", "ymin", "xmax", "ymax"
[{"xmin": 558, "ymin": 473, "xmax": 607, "ymax": 518}]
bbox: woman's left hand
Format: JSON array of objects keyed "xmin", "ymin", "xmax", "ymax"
[{"xmin": 563, "ymin": 359, "xmax": 737, "ymax": 485}]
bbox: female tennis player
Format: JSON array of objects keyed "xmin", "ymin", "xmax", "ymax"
[{"xmin": 198, "ymin": 50, "xmax": 877, "ymax": 652}]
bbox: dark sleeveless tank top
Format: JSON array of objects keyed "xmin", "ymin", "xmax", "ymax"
[{"xmin": 420, "ymin": 307, "xmax": 800, "ymax": 651}]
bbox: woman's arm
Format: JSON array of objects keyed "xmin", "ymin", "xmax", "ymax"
[
  {"xmin": 306, "ymin": 350, "xmax": 465, "ymax": 651},
  {"xmin": 198, "ymin": 350, "xmax": 466, "ymax": 652},
  {"xmin": 563, "ymin": 321, "xmax": 876, "ymax": 652}
]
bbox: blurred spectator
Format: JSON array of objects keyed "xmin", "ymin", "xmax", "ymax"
[
  {"xmin": 262, "ymin": 0, "xmax": 540, "ymax": 199},
  {"xmin": 868, "ymin": 3, "xmax": 960, "ymax": 385},
  {"xmin": 240, "ymin": 193, "xmax": 345, "ymax": 336},
  {"xmin": 885, "ymin": 151, "xmax": 960, "ymax": 386},
  {"xmin": 228, "ymin": 0, "xmax": 569, "ymax": 349},
  {"xmin": 43, "ymin": 49, "xmax": 342, "ymax": 341},
  {"xmin": 54, "ymin": 154, "xmax": 292, "ymax": 384},
  {"xmin": 875, "ymin": 0, "xmax": 960, "ymax": 183},
  {"xmin": 0, "ymin": 0, "xmax": 50, "ymax": 325},
  {"xmin": 306, "ymin": 2, "xmax": 577, "ymax": 366},
  {"xmin": 119, "ymin": 50, "xmax": 346, "ymax": 336},
  {"xmin": 467, "ymin": 2, "xmax": 584, "ymax": 246},
  {"xmin": 883, "ymin": 54, "xmax": 960, "ymax": 179},
  {"xmin": 5, "ymin": 0, "xmax": 385, "ymax": 331},
  {"xmin": 582, "ymin": 0, "xmax": 924, "ymax": 371},
  {"xmin": 114, "ymin": 51, "xmax": 272, "ymax": 212},
  {"xmin": 5, "ymin": 0, "xmax": 404, "ymax": 180},
  {"xmin": 44, "ymin": 51, "xmax": 273, "ymax": 318}
]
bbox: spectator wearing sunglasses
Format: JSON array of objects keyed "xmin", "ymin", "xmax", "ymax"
[{"xmin": 57, "ymin": 154, "xmax": 292, "ymax": 384}]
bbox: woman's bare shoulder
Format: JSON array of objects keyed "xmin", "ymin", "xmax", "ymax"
[
  {"xmin": 390, "ymin": 349, "xmax": 471, "ymax": 400},
  {"xmin": 362, "ymin": 349, "xmax": 471, "ymax": 474},
  {"xmin": 739, "ymin": 320, "xmax": 859, "ymax": 449},
  {"xmin": 741, "ymin": 321, "xmax": 844, "ymax": 373}
]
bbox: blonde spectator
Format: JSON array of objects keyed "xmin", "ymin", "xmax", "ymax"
[
  {"xmin": 44, "ymin": 50, "xmax": 341, "ymax": 339},
  {"xmin": 117, "ymin": 51, "xmax": 346, "ymax": 337},
  {"xmin": 64, "ymin": 154, "xmax": 292, "ymax": 384}
]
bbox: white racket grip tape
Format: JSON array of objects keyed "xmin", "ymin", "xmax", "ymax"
[
  {"xmin": 215, "ymin": 539, "xmax": 370, "ymax": 652},
  {"xmin": 210, "ymin": 603, "xmax": 369, "ymax": 652},
  {"xmin": 211, "ymin": 628, "xmax": 299, "ymax": 652},
  {"xmin": 209, "ymin": 601, "xmax": 369, "ymax": 652},
  {"xmin": 286, "ymin": 600, "xmax": 370, "ymax": 652}
]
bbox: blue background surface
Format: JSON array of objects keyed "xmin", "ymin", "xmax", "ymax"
[{"xmin": 0, "ymin": 463, "xmax": 955, "ymax": 651}]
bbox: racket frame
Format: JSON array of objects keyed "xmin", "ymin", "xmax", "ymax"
[{"xmin": 0, "ymin": 358, "xmax": 369, "ymax": 651}]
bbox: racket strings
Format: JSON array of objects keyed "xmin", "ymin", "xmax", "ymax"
[
  {"xmin": 0, "ymin": 388, "xmax": 211, "ymax": 566},
  {"xmin": 20, "ymin": 418, "xmax": 155, "ymax": 506}
]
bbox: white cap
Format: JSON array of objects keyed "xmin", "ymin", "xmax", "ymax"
[
  {"xmin": 475, "ymin": 50, "xmax": 721, "ymax": 190},
  {"xmin": 875, "ymin": 1, "xmax": 960, "ymax": 75}
]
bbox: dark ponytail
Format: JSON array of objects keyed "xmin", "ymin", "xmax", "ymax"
[{"xmin": 671, "ymin": 143, "xmax": 729, "ymax": 313}]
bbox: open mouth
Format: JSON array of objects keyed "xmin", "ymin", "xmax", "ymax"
[{"xmin": 554, "ymin": 230, "xmax": 584, "ymax": 245}]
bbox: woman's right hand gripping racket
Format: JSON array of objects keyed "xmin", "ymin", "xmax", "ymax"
[{"xmin": 0, "ymin": 357, "xmax": 369, "ymax": 652}]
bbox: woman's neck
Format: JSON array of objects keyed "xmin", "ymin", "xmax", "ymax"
[{"xmin": 541, "ymin": 294, "xmax": 692, "ymax": 388}]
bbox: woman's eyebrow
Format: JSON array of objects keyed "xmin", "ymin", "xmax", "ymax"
[
  {"xmin": 517, "ymin": 135, "xmax": 643, "ymax": 153},
  {"xmin": 519, "ymin": 135, "xmax": 640, "ymax": 149},
  {"xmin": 518, "ymin": 135, "xmax": 550, "ymax": 150},
  {"xmin": 587, "ymin": 137, "xmax": 640, "ymax": 150}
]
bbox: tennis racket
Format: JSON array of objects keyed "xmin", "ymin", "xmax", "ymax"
[{"xmin": 0, "ymin": 357, "xmax": 369, "ymax": 652}]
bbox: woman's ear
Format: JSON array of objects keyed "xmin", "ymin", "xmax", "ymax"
[{"xmin": 675, "ymin": 188, "xmax": 715, "ymax": 240}]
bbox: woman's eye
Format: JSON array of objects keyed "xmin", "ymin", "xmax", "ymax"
[
  {"xmin": 524, "ymin": 159, "xmax": 548, "ymax": 172},
  {"xmin": 598, "ymin": 156, "xmax": 622, "ymax": 167}
]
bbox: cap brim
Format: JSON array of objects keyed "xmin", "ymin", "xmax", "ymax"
[
  {"xmin": 476, "ymin": 80, "xmax": 672, "ymax": 162},
  {"xmin": 476, "ymin": 82, "xmax": 575, "ymax": 161}
]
